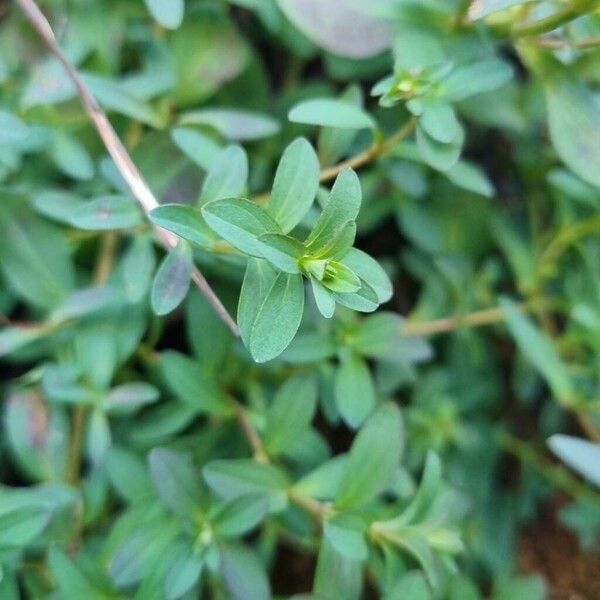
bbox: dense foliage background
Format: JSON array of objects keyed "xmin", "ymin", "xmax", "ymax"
[{"xmin": 2, "ymin": 0, "xmax": 600, "ymax": 598}]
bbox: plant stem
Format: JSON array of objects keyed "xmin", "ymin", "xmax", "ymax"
[
  {"xmin": 230, "ymin": 399, "xmax": 269, "ymax": 463},
  {"xmin": 402, "ymin": 303, "xmax": 524, "ymax": 337},
  {"xmin": 16, "ymin": 0, "xmax": 239, "ymax": 337},
  {"xmin": 319, "ymin": 118, "xmax": 417, "ymax": 183},
  {"xmin": 534, "ymin": 34, "xmax": 600, "ymax": 48},
  {"xmin": 512, "ymin": 0, "xmax": 598, "ymax": 38}
]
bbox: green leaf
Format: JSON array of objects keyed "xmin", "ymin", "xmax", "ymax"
[
  {"xmin": 419, "ymin": 101, "xmax": 461, "ymax": 145},
  {"xmin": 289, "ymin": 99, "xmax": 376, "ymax": 130},
  {"xmin": 171, "ymin": 127, "xmax": 221, "ymax": 170},
  {"xmin": 48, "ymin": 131, "xmax": 94, "ymax": 181},
  {"xmin": 322, "ymin": 261, "xmax": 361, "ymax": 293},
  {"xmin": 0, "ymin": 505, "xmax": 50, "ymax": 548},
  {"xmin": 211, "ymin": 494, "xmax": 269, "ymax": 537},
  {"xmin": 199, "ymin": 144, "xmax": 248, "ymax": 206},
  {"xmin": 340, "ymin": 248, "xmax": 392, "ymax": 303},
  {"xmin": 334, "ymin": 354, "xmax": 376, "ymax": 428},
  {"xmin": 280, "ymin": 330, "xmax": 338, "ymax": 363},
  {"xmin": 103, "ymin": 382, "xmax": 160, "ymax": 414},
  {"xmin": 416, "ymin": 124, "xmax": 463, "ymax": 172},
  {"xmin": 385, "ymin": 571, "xmax": 431, "ymax": 600},
  {"xmin": 441, "ymin": 60, "xmax": 513, "ymax": 102},
  {"xmin": 257, "ymin": 233, "xmax": 304, "ymax": 273},
  {"xmin": 310, "ymin": 277, "xmax": 336, "ymax": 318},
  {"xmin": 267, "ymin": 138, "xmax": 320, "ymax": 233},
  {"xmin": 542, "ymin": 60, "xmax": 600, "ymax": 188},
  {"xmin": 500, "ymin": 297, "xmax": 574, "ymax": 403},
  {"xmin": 164, "ymin": 545, "xmax": 203, "ymax": 600},
  {"xmin": 336, "ymin": 403, "xmax": 403, "ymax": 508},
  {"xmin": 150, "ymin": 204, "xmax": 213, "ymax": 248},
  {"xmin": 277, "ymin": 0, "xmax": 392, "ymax": 59},
  {"xmin": 468, "ymin": 0, "xmax": 536, "ymax": 20},
  {"xmin": 307, "ymin": 168, "xmax": 362, "ymax": 254},
  {"xmin": 238, "ymin": 262, "xmax": 305, "ymax": 363},
  {"xmin": 48, "ymin": 547, "xmax": 107, "ymax": 600},
  {"xmin": 0, "ymin": 326, "xmax": 49, "ymax": 358},
  {"xmin": 180, "ymin": 108, "xmax": 280, "ymax": 141},
  {"xmin": 202, "ymin": 198, "xmax": 280, "ymax": 257},
  {"xmin": 445, "ymin": 160, "xmax": 494, "ymax": 197},
  {"xmin": 160, "ymin": 350, "xmax": 231, "ymax": 415},
  {"xmin": 492, "ymin": 576, "xmax": 546, "ymax": 600},
  {"xmin": 105, "ymin": 447, "xmax": 154, "ymax": 503},
  {"xmin": 149, "ymin": 447, "xmax": 204, "ymax": 519},
  {"xmin": 120, "ymin": 236, "xmax": 156, "ymax": 303},
  {"xmin": 263, "ymin": 373, "xmax": 318, "ymax": 454},
  {"xmin": 203, "ymin": 460, "xmax": 289, "ymax": 512},
  {"xmin": 324, "ymin": 513, "xmax": 368, "ymax": 561},
  {"xmin": 353, "ymin": 312, "xmax": 432, "ymax": 364},
  {"xmin": 548, "ymin": 435, "xmax": 600, "ymax": 488},
  {"xmin": 332, "ymin": 281, "xmax": 379, "ymax": 313},
  {"xmin": 0, "ymin": 198, "xmax": 74, "ymax": 308},
  {"xmin": 151, "ymin": 244, "xmax": 193, "ymax": 316},
  {"xmin": 70, "ymin": 195, "xmax": 142, "ymax": 230},
  {"xmin": 145, "ymin": 0, "xmax": 185, "ymax": 29},
  {"xmin": 219, "ymin": 542, "xmax": 271, "ymax": 600},
  {"xmin": 314, "ymin": 538, "xmax": 362, "ymax": 600},
  {"xmin": 0, "ymin": 111, "xmax": 30, "ymax": 143},
  {"xmin": 84, "ymin": 74, "xmax": 165, "ymax": 128}
]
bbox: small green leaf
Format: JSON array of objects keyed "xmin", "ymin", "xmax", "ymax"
[
  {"xmin": 322, "ymin": 261, "xmax": 361, "ymax": 293},
  {"xmin": 442, "ymin": 60, "xmax": 513, "ymax": 102},
  {"xmin": 150, "ymin": 204, "xmax": 213, "ymax": 248},
  {"xmin": 416, "ymin": 124, "xmax": 463, "ymax": 172},
  {"xmin": 267, "ymin": 137, "xmax": 320, "ymax": 233},
  {"xmin": 103, "ymin": 382, "xmax": 159, "ymax": 414},
  {"xmin": 171, "ymin": 127, "xmax": 221, "ymax": 170},
  {"xmin": 199, "ymin": 144, "xmax": 248, "ymax": 206},
  {"xmin": 548, "ymin": 435, "xmax": 600, "ymax": 488},
  {"xmin": 257, "ymin": 233, "xmax": 304, "ymax": 273},
  {"xmin": 340, "ymin": 248, "xmax": 392, "ymax": 303},
  {"xmin": 164, "ymin": 546, "xmax": 203, "ymax": 600},
  {"xmin": 289, "ymin": 98, "xmax": 376, "ymax": 130},
  {"xmin": 48, "ymin": 130, "xmax": 94, "ymax": 181},
  {"xmin": 180, "ymin": 108, "xmax": 280, "ymax": 141},
  {"xmin": 419, "ymin": 101, "xmax": 461, "ymax": 145},
  {"xmin": 500, "ymin": 297, "xmax": 574, "ymax": 403},
  {"xmin": 149, "ymin": 447, "xmax": 204, "ymax": 519},
  {"xmin": 160, "ymin": 350, "xmax": 231, "ymax": 415},
  {"xmin": 238, "ymin": 261, "xmax": 305, "ymax": 362},
  {"xmin": 445, "ymin": 160, "xmax": 494, "ymax": 197},
  {"xmin": 332, "ymin": 281, "xmax": 379, "ymax": 313},
  {"xmin": 542, "ymin": 59, "xmax": 600, "ymax": 188},
  {"xmin": 203, "ymin": 459, "xmax": 289, "ymax": 511},
  {"xmin": 336, "ymin": 403, "xmax": 403, "ymax": 508},
  {"xmin": 334, "ymin": 354, "xmax": 376, "ymax": 428},
  {"xmin": 121, "ymin": 236, "xmax": 156, "ymax": 303},
  {"xmin": 145, "ymin": 0, "xmax": 185, "ymax": 29},
  {"xmin": 314, "ymin": 538, "xmax": 362, "ymax": 600},
  {"xmin": 211, "ymin": 494, "xmax": 269, "ymax": 537},
  {"xmin": 219, "ymin": 543, "xmax": 271, "ymax": 600},
  {"xmin": 385, "ymin": 571, "xmax": 432, "ymax": 600},
  {"xmin": 202, "ymin": 198, "xmax": 280, "ymax": 257},
  {"xmin": 151, "ymin": 244, "xmax": 193, "ymax": 316},
  {"xmin": 48, "ymin": 547, "xmax": 107, "ymax": 600},
  {"xmin": 263, "ymin": 373, "xmax": 318, "ymax": 454},
  {"xmin": 70, "ymin": 195, "xmax": 142, "ymax": 230},
  {"xmin": 307, "ymin": 168, "xmax": 361, "ymax": 254},
  {"xmin": 324, "ymin": 513, "xmax": 368, "ymax": 561},
  {"xmin": 310, "ymin": 277, "xmax": 336, "ymax": 318}
]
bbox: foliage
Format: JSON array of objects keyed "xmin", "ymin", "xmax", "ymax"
[{"xmin": 1, "ymin": 0, "xmax": 600, "ymax": 598}]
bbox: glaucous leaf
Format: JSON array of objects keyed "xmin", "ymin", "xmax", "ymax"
[
  {"xmin": 151, "ymin": 244, "xmax": 193, "ymax": 316},
  {"xmin": 70, "ymin": 195, "xmax": 142, "ymax": 230},
  {"xmin": 267, "ymin": 138, "xmax": 320, "ymax": 232},
  {"xmin": 150, "ymin": 204, "xmax": 213, "ymax": 248},
  {"xmin": 145, "ymin": 0, "xmax": 185, "ymax": 29},
  {"xmin": 277, "ymin": 0, "xmax": 392, "ymax": 58},
  {"xmin": 198, "ymin": 144, "xmax": 248, "ymax": 206},
  {"xmin": 181, "ymin": 108, "xmax": 279, "ymax": 141},
  {"xmin": 336, "ymin": 403, "xmax": 404, "ymax": 508},
  {"xmin": 289, "ymin": 99, "xmax": 376, "ymax": 130},
  {"xmin": 548, "ymin": 435, "xmax": 600, "ymax": 488},
  {"xmin": 334, "ymin": 354, "xmax": 376, "ymax": 428},
  {"xmin": 219, "ymin": 543, "xmax": 271, "ymax": 600}
]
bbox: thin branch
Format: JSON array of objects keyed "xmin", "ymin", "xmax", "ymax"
[
  {"xmin": 534, "ymin": 35, "xmax": 600, "ymax": 49},
  {"xmin": 253, "ymin": 118, "xmax": 417, "ymax": 205},
  {"xmin": 16, "ymin": 0, "xmax": 239, "ymax": 336},
  {"xmin": 511, "ymin": 0, "xmax": 597, "ymax": 38},
  {"xmin": 319, "ymin": 118, "xmax": 417, "ymax": 183},
  {"xmin": 230, "ymin": 399, "xmax": 269, "ymax": 463},
  {"xmin": 402, "ymin": 304, "xmax": 523, "ymax": 337}
]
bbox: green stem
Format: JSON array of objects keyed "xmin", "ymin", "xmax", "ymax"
[{"xmin": 512, "ymin": 0, "xmax": 598, "ymax": 38}]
